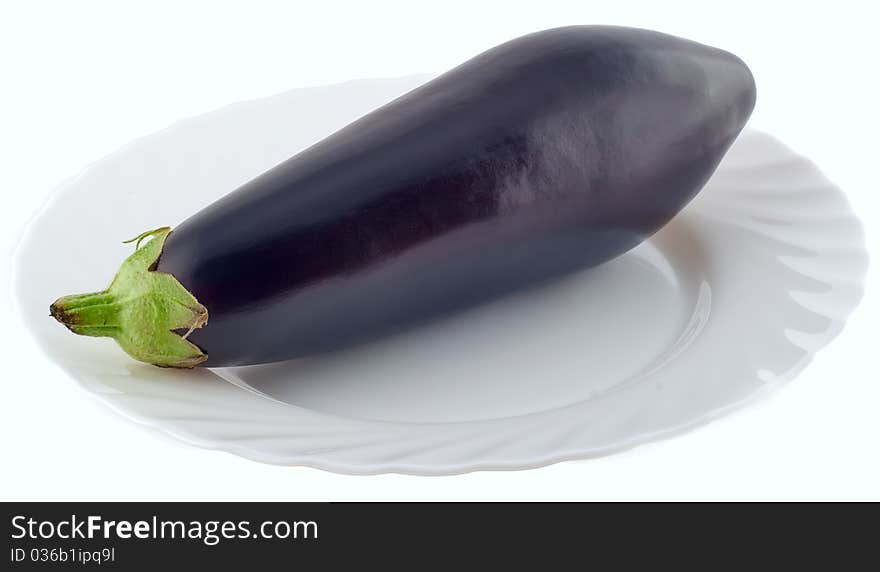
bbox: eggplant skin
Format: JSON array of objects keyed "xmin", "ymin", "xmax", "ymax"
[{"xmin": 157, "ymin": 26, "xmax": 756, "ymax": 366}]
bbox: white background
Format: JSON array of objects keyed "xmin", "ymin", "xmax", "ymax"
[{"xmin": 1, "ymin": 0, "xmax": 877, "ymax": 500}]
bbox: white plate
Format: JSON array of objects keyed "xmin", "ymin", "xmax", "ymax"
[{"xmin": 13, "ymin": 76, "xmax": 867, "ymax": 474}]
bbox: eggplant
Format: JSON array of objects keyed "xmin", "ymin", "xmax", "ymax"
[{"xmin": 50, "ymin": 26, "xmax": 756, "ymax": 368}]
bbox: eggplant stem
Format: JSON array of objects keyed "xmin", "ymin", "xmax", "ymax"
[
  {"xmin": 122, "ymin": 226, "xmax": 170, "ymax": 251},
  {"xmin": 49, "ymin": 227, "xmax": 209, "ymax": 368}
]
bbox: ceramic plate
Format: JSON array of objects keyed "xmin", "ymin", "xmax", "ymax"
[{"xmin": 13, "ymin": 76, "xmax": 867, "ymax": 474}]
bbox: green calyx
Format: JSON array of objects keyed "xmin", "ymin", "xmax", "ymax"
[{"xmin": 49, "ymin": 227, "xmax": 209, "ymax": 368}]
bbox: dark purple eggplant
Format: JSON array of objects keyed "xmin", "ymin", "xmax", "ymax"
[{"xmin": 50, "ymin": 26, "xmax": 756, "ymax": 367}]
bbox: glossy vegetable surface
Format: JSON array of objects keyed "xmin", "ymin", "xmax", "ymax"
[{"xmin": 51, "ymin": 26, "xmax": 756, "ymax": 367}]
